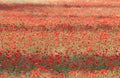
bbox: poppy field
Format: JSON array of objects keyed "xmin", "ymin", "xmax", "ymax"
[{"xmin": 0, "ymin": 0, "xmax": 120, "ymax": 78}]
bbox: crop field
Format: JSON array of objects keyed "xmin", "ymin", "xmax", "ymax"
[{"xmin": 0, "ymin": 0, "xmax": 120, "ymax": 78}]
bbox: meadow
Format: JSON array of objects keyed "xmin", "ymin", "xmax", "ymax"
[{"xmin": 0, "ymin": 1, "xmax": 120, "ymax": 78}]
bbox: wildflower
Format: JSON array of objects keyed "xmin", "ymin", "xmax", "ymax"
[
  {"xmin": 51, "ymin": 76, "xmax": 56, "ymax": 78},
  {"xmin": 100, "ymin": 69, "xmax": 107, "ymax": 75},
  {"xmin": 59, "ymin": 72, "xmax": 65, "ymax": 78}
]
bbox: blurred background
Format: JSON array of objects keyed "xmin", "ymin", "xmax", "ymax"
[
  {"xmin": 0, "ymin": 0, "xmax": 119, "ymax": 6},
  {"xmin": 0, "ymin": 0, "xmax": 64, "ymax": 4}
]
